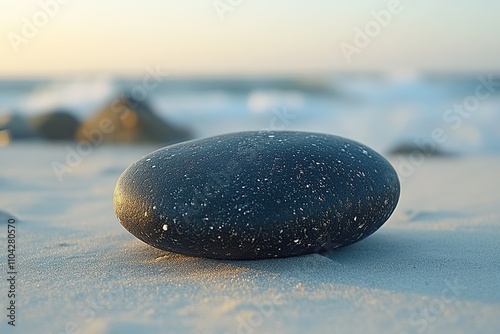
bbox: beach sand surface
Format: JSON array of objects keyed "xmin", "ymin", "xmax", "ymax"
[{"xmin": 1, "ymin": 143, "xmax": 499, "ymax": 334}]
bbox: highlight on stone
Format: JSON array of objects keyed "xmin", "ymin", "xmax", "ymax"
[{"xmin": 113, "ymin": 131, "xmax": 400, "ymax": 260}]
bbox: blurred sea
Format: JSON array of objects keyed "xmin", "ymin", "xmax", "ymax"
[{"xmin": 1, "ymin": 73, "xmax": 499, "ymax": 155}]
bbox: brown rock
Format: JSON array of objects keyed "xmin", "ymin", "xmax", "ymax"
[{"xmin": 76, "ymin": 96, "xmax": 191, "ymax": 144}]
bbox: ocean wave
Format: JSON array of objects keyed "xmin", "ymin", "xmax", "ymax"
[{"xmin": 0, "ymin": 75, "xmax": 499, "ymax": 154}]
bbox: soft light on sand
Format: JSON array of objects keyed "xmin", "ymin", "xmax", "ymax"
[{"xmin": 0, "ymin": 144, "xmax": 499, "ymax": 333}]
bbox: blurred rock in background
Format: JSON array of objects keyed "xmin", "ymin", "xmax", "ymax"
[
  {"xmin": 76, "ymin": 95, "xmax": 192, "ymax": 144},
  {"xmin": 28, "ymin": 110, "xmax": 80, "ymax": 141}
]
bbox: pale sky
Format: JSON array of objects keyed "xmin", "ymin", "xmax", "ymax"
[{"xmin": 1, "ymin": 0, "xmax": 499, "ymax": 76}]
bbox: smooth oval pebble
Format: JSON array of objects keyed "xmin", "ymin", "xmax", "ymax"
[{"xmin": 114, "ymin": 131, "xmax": 400, "ymax": 260}]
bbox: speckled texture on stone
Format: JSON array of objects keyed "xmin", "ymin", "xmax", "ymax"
[{"xmin": 113, "ymin": 131, "xmax": 400, "ymax": 260}]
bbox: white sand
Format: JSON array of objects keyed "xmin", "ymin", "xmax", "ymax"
[{"xmin": 1, "ymin": 143, "xmax": 499, "ymax": 334}]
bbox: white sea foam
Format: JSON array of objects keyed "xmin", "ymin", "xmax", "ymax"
[{"xmin": 0, "ymin": 75, "xmax": 499, "ymax": 153}]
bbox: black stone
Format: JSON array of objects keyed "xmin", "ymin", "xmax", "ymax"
[{"xmin": 114, "ymin": 131, "xmax": 400, "ymax": 260}]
